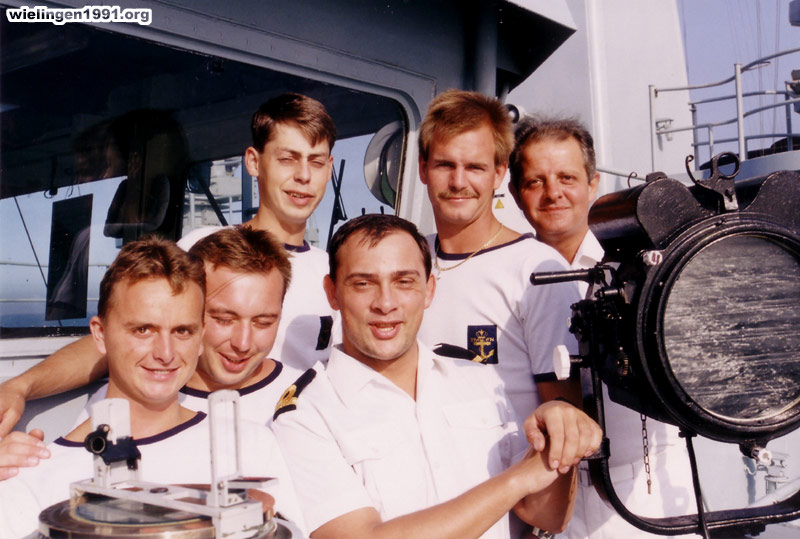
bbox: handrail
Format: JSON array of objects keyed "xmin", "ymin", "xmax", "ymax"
[
  {"xmin": 654, "ymin": 47, "xmax": 800, "ymax": 95},
  {"xmin": 690, "ymin": 89, "xmax": 793, "ymax": 107},
  {"xmin": 649, "ymin": 46, "xmax": 800, "ymax": 169},
  {"xmin": 658, "ymin": 97, "xmax": 800, "ymax": 134}
]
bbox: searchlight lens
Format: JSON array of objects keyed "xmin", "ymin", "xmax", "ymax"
[{"xmin": 663, "ymin": 234, "xmax": 800, "ymax": 423}]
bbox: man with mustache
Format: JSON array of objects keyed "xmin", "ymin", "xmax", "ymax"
[{"xmin": 416, "ymin": 90, "xmax": 583, "ymax": 443}]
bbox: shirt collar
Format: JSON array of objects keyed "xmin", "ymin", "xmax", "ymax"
[
  {"xmin": 326, "ymin": 344, "xmax": 396, "ymax": 407},
  {"xmin": 572, "ymin": 230, "xmax": 604, "ymax": 270},
  {"xmin": 325, "ymin": 342, "xmax": 435, "ymax": 407}
]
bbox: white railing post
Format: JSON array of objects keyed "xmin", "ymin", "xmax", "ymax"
[
  {"xmin": 649, "ymin": 85, "xmax": 657, "ymax": 171},
  {"xmin": 734, "ymin": 63, "xmax": 746, "ymax": 160}
]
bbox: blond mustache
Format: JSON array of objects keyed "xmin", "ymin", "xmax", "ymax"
[{"xmin": 437, "ymin": 190, "xmax": 478, "ymax": 199}]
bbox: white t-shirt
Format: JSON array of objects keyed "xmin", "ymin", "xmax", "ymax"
[
  {"xmin": 0, "ymin": 412, "xmax": 306, "ymax": 538},
  {"xmin": 179, "ymin": 360, "xmax": 304, "ymax": 425},
  {"xmin": 418, "ymin": 233, "xmax": 581, "ymax": 419},
  {"xmin": 179, "ymin": 226, "xmax": 337, "ymax": 371},
  {"xmin": 272, "ymin": 343, "xmax": 525, "ymax": 538},
  {"xmin": 77, "ymin": 360, "xmax": 303, "ymax": 428}
]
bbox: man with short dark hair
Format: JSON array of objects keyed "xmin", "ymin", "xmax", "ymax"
[
  {"xmin": 510, "ymin": 115, "xmax": 693, "ymax": 538},
  {"xmin": 0, "ymin": 238, "xmax": 302, "ymax": 538},
  {"xmin": 273, "ymin": 214, "xmax": 602, "ymax": 538}
]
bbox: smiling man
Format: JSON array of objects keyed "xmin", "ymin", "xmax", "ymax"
[
  {"xmin": 509, "ymin": 116, "xmax": 599, "ymax": 270},
  {"xmin": 509, "ymin": 116, "xmax": 694, "ymax": 538},
  {"xmin": 272, "ymin": 214, "xmax": 602, "ymax": 539},
  {"xmin": 415, "ymin": 90, "xmax": 583, "ymax": 437},
  {"xmin": 165, "ymin": 92, "xmax": 338, "ymax": 371},
  {"xmin": 0, "ymin": 238, "xmax": 303, "ymax": 538},
  {"xmin": 78, "ymin": 227, "xmax": 300, "ymax": 425}
]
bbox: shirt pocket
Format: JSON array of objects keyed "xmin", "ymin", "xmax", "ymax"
[
  {"xmin": 337, "ymin": 423, "xmax": 429, "ymax": 518},
  {"xmin": 442, "ymin": 397, "xmax": 505, "ymax": 429},
  {"xmin": 442, "ymin": 397, "xmax": 511, "ymax": 474},
  {"xmin": 338, "ymin": 423, "xmax": 405, "ymax": 466}
]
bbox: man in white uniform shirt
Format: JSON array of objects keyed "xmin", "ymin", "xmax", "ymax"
[
  {"xmin": 0, "ymin": 238, "xmax": 303, "ymax": 538},
  {"xmin": 272, "ymin": 214, "xmax": 602, "ymax": 538},
  {"xmin": 509, "ymin": 115, "xmax": 693, "ymax": 538},
  {"xmin": 415, "ymin": 90, "xmax": 583, "ymax": 463}
]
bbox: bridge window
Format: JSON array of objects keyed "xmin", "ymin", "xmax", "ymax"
[{"xmin": 0, "ymin": 9, "xmax": 407, "ymax": 336}]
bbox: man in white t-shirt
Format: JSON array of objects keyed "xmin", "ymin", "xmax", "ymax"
[
  {"xmin": 273, "ymin": 214, "xmax": 602, "ymax": 538},
  {"xmin": 415, "ymin": 90, "xmax": 583, "ymax": 467},
  {"xmin": 509, "ymin": 115, "xmax": 693, "ymax": 538},
  {"xmin": 181, "ymin": 92, "xmax": 338, "ymax": 369},
  {"xmin": 0, "ymin": 238, "xmax": 303, "ymax": 538}
]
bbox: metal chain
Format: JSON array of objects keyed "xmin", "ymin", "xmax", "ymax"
[{"xmin": 641, "ymin": 413, "xmax": 652, "ymax": 494}]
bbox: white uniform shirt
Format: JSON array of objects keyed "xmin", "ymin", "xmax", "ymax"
[
  {"xmin": 566, "ymin": 231, "xmax": 693, "ymax": 538},
  {"xmin": 418, "ymin": 234, "xmax": 581, "ymax": 419},
  {"xmin": 272, "ymin": 343, "xmax": 525, "ymax": 538},
  {"xmin": 179, "ymin": 226, "xmax": 337, "ymax": 371},
  {"xmin": 0, "ymin": 413, "xmax": 306, "ymax": 538},
  {"xmin": 572, "ymin": 228, "xmax": 605, "ymax": 298}
]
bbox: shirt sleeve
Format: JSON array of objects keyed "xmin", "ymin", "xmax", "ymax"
[
  {"xmin": 485, "ymin": 363, "xmax": 528, "ymax": 463},
  {"xmin": 272, "ymin": 399, "xmax": 376, "ymax": 533},
  {"xmin": 0, "ymin": 471, "xmax": 49, "ymax": 538},
  {"xmin": 520, "ymin": 253, "xmax": 582, "ymax": 376},
  {"xmin": 241, "ymin": 423, "xmax": 309, "ymax": 536}
]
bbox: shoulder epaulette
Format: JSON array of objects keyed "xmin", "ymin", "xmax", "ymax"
[
  {"xmin": 432, "ymin": 343, "xmax": 483, "ymax": 363},
  {"xmin": 273, "ymin": 368, "xmax": 317, "ymax": 421}
]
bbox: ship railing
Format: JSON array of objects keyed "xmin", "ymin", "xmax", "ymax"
[{"xmin": 648, "ymin": 46, "xmax": 800, "ymax": 171}]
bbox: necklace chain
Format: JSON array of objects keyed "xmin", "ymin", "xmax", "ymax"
[{"xmin": 434, "ymin": 224, "xmax": 503, "ymax": 279}]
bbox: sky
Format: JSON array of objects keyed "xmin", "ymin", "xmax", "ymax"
[{"xmin": 677, "ymin": 0, "xmax": 799, "ymax": 155}]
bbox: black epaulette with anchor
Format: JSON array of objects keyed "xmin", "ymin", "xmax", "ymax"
[{"xmin": 273, "ymin": 368, "xmax": 316, "ymax": 421}]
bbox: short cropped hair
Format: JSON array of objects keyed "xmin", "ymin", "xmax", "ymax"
[
  {"xmin": 189, "ymin": 226, "xmax": 292, "ymax": 300},
  {"xmin": 509, "ymin": 116, "xmax": 596, "ymax": 189},
  {"xmin": 251, "ymin": 93, "xmax": 337, "ymax": 153},
  {"xmin": 98, "ymin": 237, "xmax": 205, "ymax": 319},
  {"xmin": 418, "ymin": 89, "xmax": 513, "ymax": 167},
  {"xmin": 328, "ymin": 215, "xmax": 432, "ymax": 281}
]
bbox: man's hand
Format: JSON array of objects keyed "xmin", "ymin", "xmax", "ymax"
[
  {"xmin": 0, "ymin": 429, "xmax": 50, "ymax": 480},
  {"xmin": 0, "ymin": 382, "xmax": 27, "ymax": 437},
  {"xmin": 523, "ymin": 400, "xmax": 601, "ymax": 474}
]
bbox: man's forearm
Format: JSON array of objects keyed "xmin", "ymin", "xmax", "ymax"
[
  {"xmin": 313, "ymin": 451, "xmax": 556, "ymax": 539},
  {"xmin": 5, "ymin": 335, "xmax": 106, "ymax": 400},
  {"xmin": 514, "ymin": 466, "xmax": 578, "ymax": 533}
]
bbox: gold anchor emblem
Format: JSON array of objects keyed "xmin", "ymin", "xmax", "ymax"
[{"xmin": 469, "ymin": 329, "xmax": 495, "ymax": 363}]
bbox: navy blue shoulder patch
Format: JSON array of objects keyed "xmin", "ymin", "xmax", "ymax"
[
  {"xmin": 273, "ymin": 368, "xmax": 317, "ymax": 421},
  {"xmin": 432, "ymin": 343, "xmax": 482, "ymax": 363}
]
